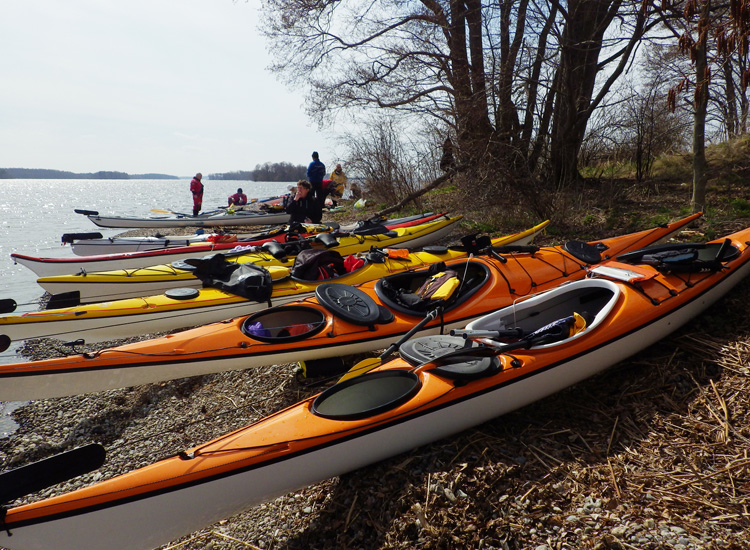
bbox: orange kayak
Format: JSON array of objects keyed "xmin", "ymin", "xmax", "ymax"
[
  {"xmin": 4, "ymin": 216, "xmax": 750, "ymax": 550},
  {"xmin": 0, "ymin": 213, "xmax": 700, "ymax": 401}
]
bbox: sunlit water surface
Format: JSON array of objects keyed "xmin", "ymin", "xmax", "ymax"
[{"xmin": 0, "ymin": 178, "xmax": 291, "ymax": 436}]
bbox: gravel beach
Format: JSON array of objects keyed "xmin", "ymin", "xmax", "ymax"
[{"xmin": 1, "ymin": 218, "xmax": 748, "ymax": 550}]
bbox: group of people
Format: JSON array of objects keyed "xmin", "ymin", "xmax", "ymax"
[
  {"xmin": 188, "ymin": 152, "xmax": 348, "ymax": 222},
  {"xmin": 189, "ymin": 173, "xmax": 248, "ymax": 217},
  {"xmin": 285, "ymin": 152, "xmax": 348, "ymax": 223}
]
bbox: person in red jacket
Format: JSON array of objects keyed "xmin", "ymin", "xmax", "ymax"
[
  {"xmin": 190, "ymin": 173, "xmax": 204, "ymax": 216},
  {"xmin": 227, "ymin": 188, "xmax": 248, "ymax": 206}
]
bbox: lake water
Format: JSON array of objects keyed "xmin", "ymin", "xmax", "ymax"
[{"xmin": 0, "ymin": 178, "xmax": 292, "ymax": 436}]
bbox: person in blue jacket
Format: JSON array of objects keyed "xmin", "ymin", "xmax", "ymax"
[{"xmin": 306, "ymin": 151, "xmax": 326, "ymax": 223}]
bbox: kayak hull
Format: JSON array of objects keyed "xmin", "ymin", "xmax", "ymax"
[
  {"xmin": 85, "ymin": 210, "xmax": 291, "ymax": 228},
  {"xmin": 0, "ymin": 214, "xmax": 701, "ymax": 400},
  {"xmin": 67, "ymin": 212, "xmax": 444, "ymax": 256},
  {"xmin": 1, "ymin": 240, "xmax": 501, "ymax": 344},
  {"xmin": 18, "ymin": 215, "xmax": 453, "ymax": 277},
  {"xmin": 3, "ymin": 220, "xmax": 749, "ymax": 550},
  {"xmin": 35, "ymin": 215, "xmax": 464, "ymax": 303}
]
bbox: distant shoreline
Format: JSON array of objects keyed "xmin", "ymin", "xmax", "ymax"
[{"xmin": 0, "ymin": 168, "xmax": 180, "ymax": 180}]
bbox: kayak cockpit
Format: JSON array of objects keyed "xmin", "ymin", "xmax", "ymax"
[
  {"xmin": 375, "ymin": 260, "xmax": 490, "ymax": 316},
  {"xmin": 462, "ymin": 279, "xmax": 619, "ymax": 349},
  {"xmin": 241, "ymin": 306, "xmax": 328, "ymax": 342}
]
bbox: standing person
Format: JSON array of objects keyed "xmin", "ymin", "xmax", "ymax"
[
  {"xmin": 329, "ymin": 163, "xmax": 348, "ymax": 206},
  {"xmin": 439, "ymin": 137, "xmax": 456, "ymax": 172},
  {"xmin": 285, "ymin": 180, "xmax": 316, "ymax": 223},
  {"xmin": 306, "ymin": 151, "xmax": 326, "ymax": 223},
  {"xmin": 227, "ymin": 188, "xmax": 247, "ymax": 206},
  {"xmin": 190, "ymin": 173, "xmax": 204, "ymax": 217}
]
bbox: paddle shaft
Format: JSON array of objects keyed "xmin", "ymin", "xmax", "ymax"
[
  {"xmin": 339, "ymin": 307, "xmax": 441, "ymax": 382},
  {"xmin": 415, "ymin": 332, "xmax": 560, "ymax": 369},
  {"xmin": 0, "ymin": 444, "xmax": 106, "ymax": 503}
]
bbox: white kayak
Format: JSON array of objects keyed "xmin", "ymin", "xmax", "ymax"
[
  {"xmin": 65, "ymin": 212, "xmax": 440, "ymax": 255},
  {"xmin": 36, "ymin": 216, "xmax": 464, "ymax": 303},
  {"xmin": 14, "ymin": 215, "xmax": 452, "ymax": 279},
  {"xmin": 81, "ymin": 209, "xmax": 291, "ymax": 228}
]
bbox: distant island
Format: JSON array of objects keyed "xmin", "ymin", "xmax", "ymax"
[
  {"xmin": 0, "ymin": 168, "xmax": 179, "ymax": 180},
  {"xmin": 209, "ymin": 162, "xmax": 307, "ymax": 182},
  {"xmin": 1, "ymin": 161, "xmax": 310, "ymax": 181}
]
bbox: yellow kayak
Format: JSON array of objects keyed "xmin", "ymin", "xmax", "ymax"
[
  {"xmin": 0, "ymin": 220, "xmax": 550, "ymax": 346},
  {"xmin": 36, "ymin": 215, "xmax": 466, "ymax": 303}
]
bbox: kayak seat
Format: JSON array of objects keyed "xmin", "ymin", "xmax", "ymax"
[
  {"xmin": 520, "ymin": 311, "xmax": 588, "ymax": 345},
  {"xmin": 315, "ymin": 283, "xmax": 383, "ymax": 326}
]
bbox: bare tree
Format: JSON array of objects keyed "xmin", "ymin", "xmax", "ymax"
[
  {"xmin": 648, "ymin": 0, "xmax": 750, "ymax": 212},
  {"xmin": 261, "ymin": 0, "xmax": 655, "ymax": 195},
  {"xmin": 344, "ymin": 116, "xmax": 440, "ymax": 206}
]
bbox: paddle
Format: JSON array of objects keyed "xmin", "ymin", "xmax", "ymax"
[
  {"xmin": 150, "ymin": 208, "xmax": 194, "ymax": 216},
  {"xmin": 338, "ymin": 307, "xmax": 442, "ymax": 383},
  {"xmin": 151, "ymin": 208, "xmax": 222, "ymax": 217},
  {"xmin": 450, "ymin": 328, "xmax": 524, "ymax": 340},
  {"xmin": 61, "ymin": 232, "xmax": 104, "ymax": 244},
  {"xmin": 0, "ymin": 444, "xmax": 106, "ymax": 504},
  {"xmin": 74, "ymin": 209, "xmax": 99, "ymax": 216},
  {"xmin": 0, "ymin": 298, "xmax": 17, "ymax": 314}
]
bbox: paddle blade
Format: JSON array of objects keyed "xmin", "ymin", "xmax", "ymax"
[
  {"xmin": 338, "ymin": 357, "xmax": 382, "ymax": 383},
  {"xmin": 0, "ymin": 444, "xmax": 106, "ymax": 504},
  {"xmin": 150, "ymin": 208, "xmax": 173, "ymax": 214},
  {"xmin": 0, "ymin": 298, "xmax": 17, "ymax": 314},
  {"xmin": 74, "ymin": 209, "xmax": 99, "ymax": 216},
  {"xmin": 61, "ymin": 232, "xmax": 103, "ymax": 244},
  {"xmin": 46, "ymin": 291, "xmax": 81, "ymax": 310}
]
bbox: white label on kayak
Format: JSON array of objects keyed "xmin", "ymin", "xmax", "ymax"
[{"xmin": 590, "ymin": 265, "xmax": 651, "ymax": 282}]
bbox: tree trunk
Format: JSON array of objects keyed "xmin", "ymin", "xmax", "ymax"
[
  {"xmin": 548, "ymin": 0, "xmax": 621, "ymax": 188},
  {"xmin": 723, "ymin": 58, "xmax": 738, "ymax": 138},
  {"xmin": 448, "ymin": 0, "xmax": 495, "ymax": 166},
  {"xmin": 692, "ymin": 33, "xmax": 709, "ymax": 213}
]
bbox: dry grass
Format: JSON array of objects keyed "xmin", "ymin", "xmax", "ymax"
[{"xmin": 4, "ymin": 154, "xmax": 750, "ymax": 549}]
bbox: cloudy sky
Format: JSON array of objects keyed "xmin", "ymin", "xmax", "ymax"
[{"xmin": 0, "ymin": 1, "xmax": 336, "ymax": 176}]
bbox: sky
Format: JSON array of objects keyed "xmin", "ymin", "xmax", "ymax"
[{"xmin": 0, "ymin": 1, "xmax": 337, "ymax": 176}]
